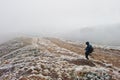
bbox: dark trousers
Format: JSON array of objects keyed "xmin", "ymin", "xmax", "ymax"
[{"xmin": 85, "ymin": 52, "xmax": 90, "ymax": 60}]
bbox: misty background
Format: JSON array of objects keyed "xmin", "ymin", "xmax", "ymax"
[{"xmin": 0, "ymin": 0, "xmax": 120, "ymax": 46}]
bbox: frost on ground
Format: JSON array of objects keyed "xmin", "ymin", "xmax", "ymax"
[{"xmin": 0, "ymin": 37, "xmax": 119, "ymax": 80}]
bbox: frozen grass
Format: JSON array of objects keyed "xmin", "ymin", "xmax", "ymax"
[{"xmin": 0, "ymin": 37, "xmax": 119, "ymax": 80}]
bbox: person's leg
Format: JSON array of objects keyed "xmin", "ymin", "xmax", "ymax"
[{"xmin": 85, "ymin": 52, "xmax": 89, "ymax": 60}]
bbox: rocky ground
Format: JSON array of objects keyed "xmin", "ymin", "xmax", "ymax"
[{"xmin": 0, "ymin": 37, "xmax": 119, "ymax": 80}]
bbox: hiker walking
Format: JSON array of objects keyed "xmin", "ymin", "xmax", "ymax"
[{"xmin": 85, "ymin": 42, "xmax": 93, "ymax": 60}]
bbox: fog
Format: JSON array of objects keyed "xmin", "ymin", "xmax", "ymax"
[
  {"xmin": 65, "ymin": 24, "xmax": 120, "ymax": 46},
  {"xmin": 0, "ymin": 0, "xmax": 120, "ymax": 45}
]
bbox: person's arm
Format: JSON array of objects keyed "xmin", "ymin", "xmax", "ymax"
[{"xmin": 85, "ymin": 46, "xmax": 89, "ymax": 52}]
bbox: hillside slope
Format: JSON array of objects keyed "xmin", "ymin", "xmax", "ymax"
[
  {"xmin": 65, "ymin": 26, "xmax": 120, "ymax": 46},
  {"xmin": 0, "ymin": 37, "xmax": 119, "ymax": 80}
]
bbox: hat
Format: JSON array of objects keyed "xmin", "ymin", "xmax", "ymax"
[{"xmin": 86, "ymin": 42, "xmax": 89, "ymax": 45}]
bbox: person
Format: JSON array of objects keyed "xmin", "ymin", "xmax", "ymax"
[{"xmin": 85, "ymin": 41, "xmax": 93, "ymax": 60}]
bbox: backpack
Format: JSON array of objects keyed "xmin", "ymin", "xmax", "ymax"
[{"xmin": 89, "ymin": 45, "xmax": 94, "ymax": 53}]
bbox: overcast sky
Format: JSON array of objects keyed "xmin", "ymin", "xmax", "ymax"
[{"xmin": 0, "ymin": 0, "xmax": 120, "ymax": 35}]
